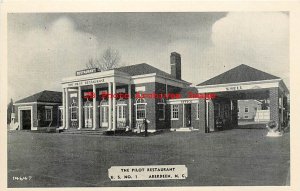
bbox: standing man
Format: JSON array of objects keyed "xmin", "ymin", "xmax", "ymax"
[{"xmin": 143, "ymin": 118, "xmax": 150, "ymax": 137}]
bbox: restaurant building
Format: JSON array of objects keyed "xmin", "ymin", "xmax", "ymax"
[{"xmin": 12, "ymin": 52, "xmax": 289, "ymax": 133}]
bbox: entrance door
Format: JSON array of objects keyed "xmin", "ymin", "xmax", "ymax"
[
  {"xmin": 21, "ymin": 110, "xmax": 31, "ymax": 130},
  {"xmin": 100, "ymin": 105, "xmax": 109, "ymax": 127},
  {"xmin": 84, "ymin": 101, "xmax": 93, "ymax": 128},
  {"xmin": 185, "ymin": 104, "xmax": 192, "ymax": 127}
]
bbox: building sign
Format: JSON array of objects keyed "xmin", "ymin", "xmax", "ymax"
[
  {"xmin": 181, "ymin": 100, "xmax": 192, "ymax": 104},
  {"xmin": 108, "ymin": 165, "xmax": 187, "ymax": 181},
  {"xmin": 67, "ymin": 78, "xmax": 105, "ymax": 87},
  {"xmin": 225, "ymin": 85, "xmax": 242, "ymax": 91},
  {"xmin": 76, "ymin": 68, "xmax": 100, "ymax": 76}
]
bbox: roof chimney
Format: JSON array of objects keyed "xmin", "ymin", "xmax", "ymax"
[{"xmin": 170, "ymin": 52, "xmax": 181, "ymax": 80}]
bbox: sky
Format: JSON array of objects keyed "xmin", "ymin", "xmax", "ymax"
[{"xmin": 8, "ymin": 12, "xmax": 289, "ymax": 102}]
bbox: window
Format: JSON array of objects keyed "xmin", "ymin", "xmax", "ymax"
[
  {"xmin": 237, "ymin": 107, "xmax": 240, "ymax": 113},
  {"xmin": 117, "ymin": 99, "xmax": 127, "ymax": 121},
  {"xmin": 135, "ymin": 98, "xmax": 146, "ymax": 120},
  {"xmin": 244, "ymin": 115, "xmax": 249, "ymax": 119},
  {"xmin": 171, "ymin": 104, "xmax": 179, "ymax": 120},
  {"xmin": 196, "ymin": 103, "xmax": 200, "ymax": 119},
  {"xmin": 245, "ymin": 107, "xmax": 249, "ymax": 113},
  {"xmin": 45, "ymin": 108, "xmax": 52, "ymax": 121},
  {"xmin": 83, "ymin": 100, "xmax": 93, "ymax": 128},
  {"xmin": 157, "ymin": 98, "xmax": 165, "ymax": 120},
  {"xmin": 70, "ymin": 100, "xmax": 78, "ymax": 121}
]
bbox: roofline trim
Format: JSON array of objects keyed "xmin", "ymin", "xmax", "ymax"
[
  {"xmin": 131, "ymin": 73, "xmax": 191, "ymax": 85},
  {"xmin": 167, "ymin": 98, "xmax": 200, "ymax": 104},
  {"xmin": 196, "ymin": 79, "xmax": 281, "ymax": 89},
  {"xmin": 14, "ymin": 102, "xmax": 61, "ymax": 106}
]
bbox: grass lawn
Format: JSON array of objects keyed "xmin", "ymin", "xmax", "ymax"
[{"xmin": 7, "ymin": 127, "xmax": 290, "ymax": 187}]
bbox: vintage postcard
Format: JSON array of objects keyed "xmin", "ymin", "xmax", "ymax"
[{"xmin": 1, "ymin": 1, "xmax": 300, "ymax": 191}]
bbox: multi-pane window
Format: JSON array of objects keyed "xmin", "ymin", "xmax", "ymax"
[
  {"xmin": 158, "ymin": 99, "xmax": 165, "ymax": 120},
  {"xmin": 45, "ymin": 108, "xmax": 52, "ymax": 121},
  {"xmin": 135, "ymin": 98, "xmax": 146, "ymax": 120},
  {"xmin": 245, "ymin": 107, "xmax": 249, "ymax": 113},
  {"xmin": 171, "ymin": 104, "xmax": 179, "ymax": 120},
  {"xmin": 117, "ymin": 99, "xmax": 127, "ymax": 121},
  {"xmin": 100, "ymin": 100, "xmax": 109, "ymax": 124},
  {"xmin": 70, "ymin": 100, "xmax": 78, "ymax": 121},
  {"xmin": 118, "ymin": 106, "xmax": 126, "ymax": 120}
]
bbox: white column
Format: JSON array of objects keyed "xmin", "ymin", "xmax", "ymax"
[
  {"xmin": 92, "ymin": 84, "xmax": 96, "ymax": 130},
  {"xmin": 62, "ymin": 88, "xmax": 66, "ymax": 128},
  {"xmin": 78, "ymin": 86, "xmax": 82, "ymax": 130},
  {"xmin": 108, "ymin": 82, "xmax": 112, "ymax": 130},
  {"xmin": 112, "ymin": 82, "xmax": 116, "ymax": 130},
  {"xmin": 128, "ymin": 84, "xmax": 132, "ymax": 128},
  {"xmin": 182, "ymin": 104, "xmax": 185, "ymax": 127},
  {"xmin": 206, "ymin": 100, "xmax": 209, "ymax": 130},
  {"xmin": 230, "ymin": 100, "xmax": 233, "ymax": 121},
  {"xmin": 65, "ymin": 88, "xmax": 69, "ymax": 129},
  {"xmin": 281, "ymin": 94, "xmax": 284, "ymax": 125}
]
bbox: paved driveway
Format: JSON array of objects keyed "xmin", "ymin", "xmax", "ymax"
[{"xmin": 7, "ymin": 128, "xmax": 290, "ymax": 187}]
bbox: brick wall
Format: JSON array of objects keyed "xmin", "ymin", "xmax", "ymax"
[
  {"xmin": 132, "ymin": 82, "xmax": 156, "ymax": 130},
  {"xmin": 231, "ymin": 100, "xmax": 238, "ymax": 128},
  {"xmin": 196, "ymin": 99, "xmax": 206, "ymax": 133},
  {"xmin": 155, "ymin": 83, "xmax": 168, "ymax": 129},
  {"xmin": 36, "ymin": 104, "xmax": 60, "ymax": 127},
  {"xmin": 14, "ymin": 103, "xmax": 60, "ymax": 129},
  {"xmin": 208, "ymin": 100, "xmax": 215, "ymax": 132},
  {"xmin": 269, "ymin": 87, "xmax": 280, "ymax": 129},
  {"xmin": 171, "ymin": 104, "xmax": 183, "ymax": 128}
]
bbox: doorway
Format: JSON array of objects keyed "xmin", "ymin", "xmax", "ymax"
[
  {"xmin": 21, "ymin": 109, "xmax": 31, "ymax": 130},
  {"xmin": 83, "ymin": 101, "xmax": 93, "ymax": 128},
  {"xmin": 185, "ymin": 104, "xmax": 192, "ymax": 127},
  {"xmin": 100, "ymin": 100, "xmax": 109, "ymax": 128}
]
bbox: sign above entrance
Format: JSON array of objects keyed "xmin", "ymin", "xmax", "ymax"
[
  {"xmin": 67, "ymin": 78, "xmax": 105, "ymax": 87},
  {"xmin": 225, "ymin": 85, "xmax": 242, "ymax": 91},
  {"xmin": 76, "ymin": 68, "xmax": 100, "ymax": 76}
]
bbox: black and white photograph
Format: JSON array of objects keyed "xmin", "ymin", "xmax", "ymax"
[{"xmin": 2, "ymin": 2, "xmax": 298, "ymax": 189}]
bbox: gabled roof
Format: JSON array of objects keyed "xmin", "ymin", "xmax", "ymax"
[
  {"xmin": 115, "ymin": 63, "xmax": 190, "ymax": 83},
  {"xmin": 197, "ymin": 64, "xmax": 280, "ymax": 86},
  {"xmin": 15, "ymin": 90, "xmax": 62, "ymax": 104}
]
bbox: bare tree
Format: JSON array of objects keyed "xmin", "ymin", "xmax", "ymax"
[
  {"xmin": 7, "ymin": 98, "xmax": 13, "ymax": 124},
  {"xmin": 86, "ymin": 48, "xmax": 121, "ymax": 71}
]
